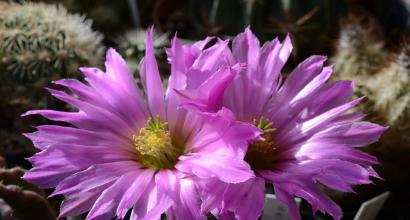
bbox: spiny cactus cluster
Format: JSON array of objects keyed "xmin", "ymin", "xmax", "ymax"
[
  {"xmin": 331, "ymin": 13, "xmax": 410, "ymax": 129},
  {"xmin": 368, "ymin": 50, "xmax": 410, "ymax": 127},
  {"xmin": 329, "ymin": 14, "xmax": 410, "ymax": 210},
  {"xmin": 0, "ymin": 2, "xmax": 104, "ymax": 82},
  {"xmin": 330, "ymin": 13, "xmax": 410, "ymax": 198},
  {"xmin": 332, "ymin": 13, "xmax": 388, "ymax": 79}
]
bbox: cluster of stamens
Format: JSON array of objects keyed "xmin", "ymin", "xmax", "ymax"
[
  {"xmin": 244, "ymin": 117, "xmax": 278, "ymax": 170},
  {"xmin": 133, "ymin": 116, "xmax": 183, "ymax": 169}
]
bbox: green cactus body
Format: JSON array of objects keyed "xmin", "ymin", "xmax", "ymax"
[{"xmin": 0, "ymin": 2, "xmax": 104, "ymax": 81}]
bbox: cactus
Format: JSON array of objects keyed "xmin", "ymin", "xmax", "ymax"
[
  {"xmin": 367, "ymin": 50, "xmax": 410, "ymax": 126},
  {"xmin": 331, "ymin": 13, "xmax": 388, "ymax": 79},
  {"xmin": 0, "ymin": 2, "xmax": 104, "ymax": 82},
  {"xmin": 0, "ymin": 156, "xmax": 56, "ymax": 220},
  {"xmin": 329, "ymin": 13, "xmax": 410, "ymax": 213},
  {"xmin": 0, "ymin": 184, "xmax": 56, "ymax": 220},
  {"xmin": 330, "ymin": 12, "xmax": 392, "ymax": 122},
  {"xmin": 331, "ymin": 13, "xmax": 410, "ymax": 128}
]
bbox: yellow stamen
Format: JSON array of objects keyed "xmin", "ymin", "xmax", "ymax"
[{"xmin": 133, "ymin": 117, "xmax": 183, "ymax": 169}]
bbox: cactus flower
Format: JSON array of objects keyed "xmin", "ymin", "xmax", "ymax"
[{"xmin": 22, "ymin": 29, "xmax": 260, "ymax": 220}]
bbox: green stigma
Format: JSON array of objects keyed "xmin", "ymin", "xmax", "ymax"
[
  {"xmin": 133, "ymin": 116, "xmax": 183, "ymax": 169},
  {"xmin": 253, "ymin": 117, "xmax": 276, "ymax": 133},
  {"xmin": 245, "ymin": 116, "xmax": 277, "ymax": 170}
]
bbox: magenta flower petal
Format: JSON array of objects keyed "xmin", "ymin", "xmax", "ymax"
[
  {"xmin": 176, "ymin": 110, "xmax": 259, "ymax": 183},
  {"xmin": 223, "ymin": 178, "xmax": 265, "ymax": 220},
  {"xmin": 166, "ymin": 179, "xmax": 203, "ymax": 220},
  {"xmin": 104, "ymin": 48, "xmax": 148, "ymax": 109},
  {"xmin": 177, "ymin": 154, "xmax": 254, "ymax": 183},
  {"xmin": 191, "ymin": 39, "xmax": 231, "ymax": 72},
  {"xmin": 232, "ymin": 27, "xmax": 260, "ymax": 72},
  {"xmin": 51, "ymin": 162, "xmax": 139, "ymax": 197},
  {"xmin": 225, "ymin": 30, "xmax": 292, "ymax": 121},
  {"xmin": 309, "ymin": 121, "xmax": 386, "ymax": 146},
  {"xmin": 86, "ymin": 172, "xmax": 142, "ymax": 219},
  {"xmin": 129, "ymin": 184, "xmax": 173, "ymax": 220},
  {"xmin": 165, "ymin": 37, "xmax": 188, "ymax": 136},
  {"xmin": 202, "ymin": 178, "xmax": 265, "ymax": 220},
  {"xmin": 178, "ymin": 66, "xmax": 241, "ymax": 112},
  {"xmin": 81, "ymin": 60, "xmax": 149, "ymax": 127},
  {"xmin": 167, "ymin": 36, "xmax": 187, "ymax": 91},
  {"xmin": 155, "ymin": 170, "xmax": 180, "ymax": 199},
  {"xmin": 266, "ymin": 173, "xmax": 342, "ymax": 220},
  {"xmin": 140, "ymin": 27, "xmax": 166, "ymax": 119},
  {"xmin": 116, "ymin": 170, "xmax": 154, "ymax": 218},
  {"xmin": 166, "ymin": 36, "xmax": 213, "ymax": 69},
  {"xmin": 217, "ymin": 212, "xmax": 236, "ymax": 220},
  {"xmin": 274, "ymin": 187, "xmax": 302, "ymax": 220},
  {"xmin": 60, "ymin": 188, "xmax": 105, "ymax": 217}
]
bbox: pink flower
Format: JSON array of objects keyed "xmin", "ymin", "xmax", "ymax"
[
  {"xmin": 179, "ymin": 28, "xmax": 387, "ymax": 220},
  {"xmin": 22, "ymin": 28, "xmax": 260, "ymax": 220}
]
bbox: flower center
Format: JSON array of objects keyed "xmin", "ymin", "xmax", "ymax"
[
  {"xmin": 244, "ymin": 117, "xmax": 278, "ymax": 170},
  {"xmin": 133, "ymin": 117, "xmax": 183, "ymax": 169}
]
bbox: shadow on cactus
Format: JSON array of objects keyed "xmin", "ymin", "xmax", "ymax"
[{"xmin": 0, "ymin": 2, "xmax": 104, "ymax": 82}]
